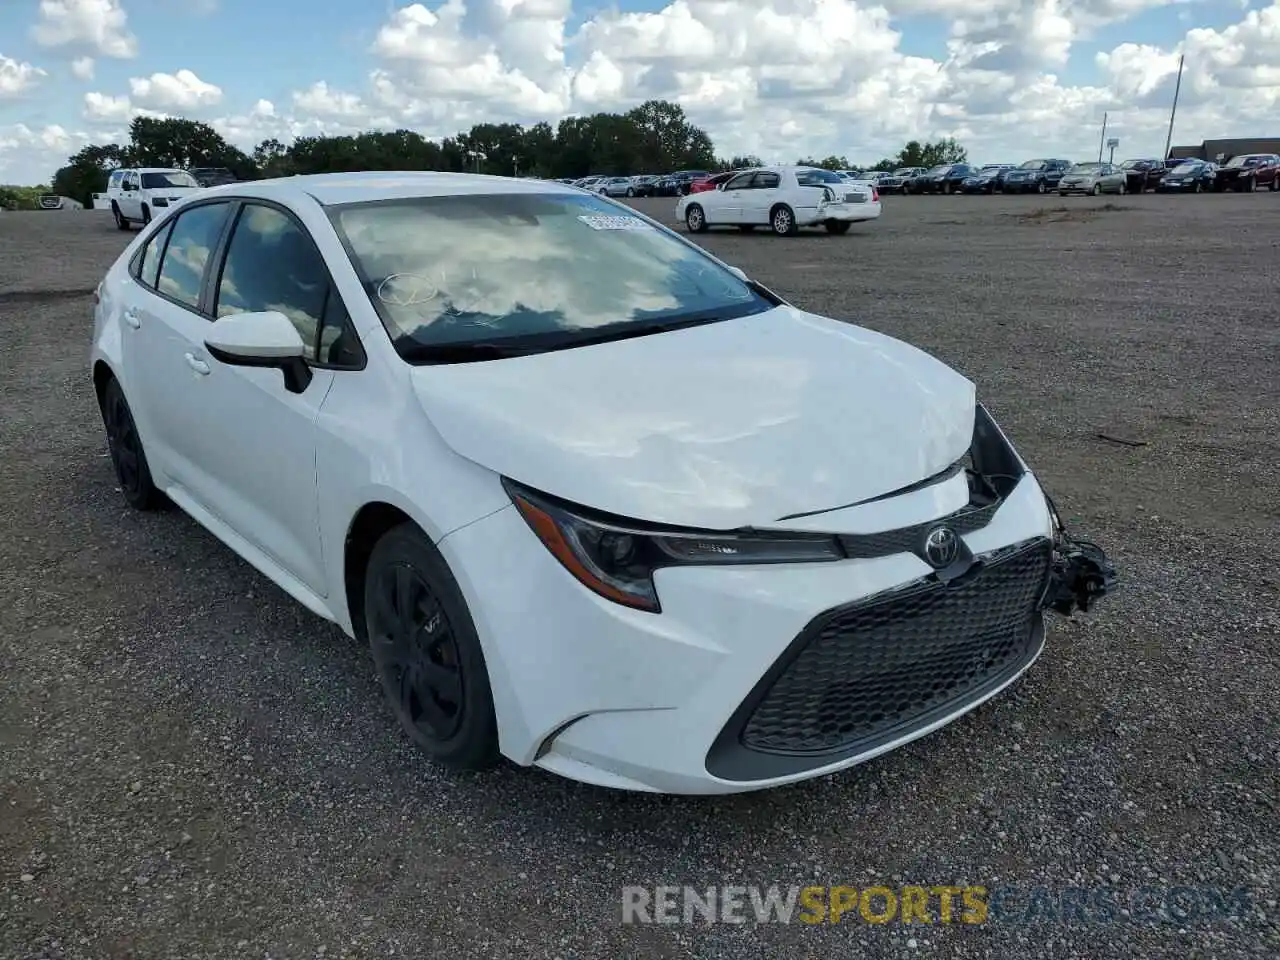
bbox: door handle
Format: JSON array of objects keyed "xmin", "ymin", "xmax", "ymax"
[
  {"xmin": 123, "ymin": 309, "xmax": 141, "ymax": 329},
  {"xmin": 184, "ymin": 352, "xmax": 211, "ymax": 376}
]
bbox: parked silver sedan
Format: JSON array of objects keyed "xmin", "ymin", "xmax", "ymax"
[{"xmin": 1058, "ymin": 162, "xmax": 1128, "ymax": 196}]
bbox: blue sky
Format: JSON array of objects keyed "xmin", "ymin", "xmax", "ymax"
[{"xmin": 2, "ymin": 0, "xmax": 1277, "ymax": 184}]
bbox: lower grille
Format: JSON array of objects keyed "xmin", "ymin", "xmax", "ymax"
[{"xmin": 738, "ymin": 538, "xmax": 1052, "ymax": 757}]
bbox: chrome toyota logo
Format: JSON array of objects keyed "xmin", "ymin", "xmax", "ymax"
[{"xmin": 923, "ymin": 527, "xmax": 960, "ymax": 568}]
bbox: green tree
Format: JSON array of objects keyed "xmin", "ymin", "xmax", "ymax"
[
  {"xmin": 128, "ymin": 116, "xmax": 255, "ymax": 178},
  {"xmin": 51, "ymin": 143, "xmax": 131, "ymax": 207}
]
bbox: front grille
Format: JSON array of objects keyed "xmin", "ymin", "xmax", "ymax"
[{"xmin": 738, "ymin": 538, "xmax": 1051, "ymax": 756}]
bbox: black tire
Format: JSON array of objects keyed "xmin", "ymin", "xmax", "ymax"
[
  {"xmin": 1247, "ymin": 178, "xmax": 1256, "ymax": 193},
  {"xmin": 1092, "ymin": 183, "xmax": 1102, "ymax": 196},
  {"xmin": 1037, "ymin": 181, "xmax": 1046, "ymax": 194},
  {"xmin": 141, "ymin": 204, "xmax": 151, "ymax": 225},
  {"xmin": 1270, "ymin": 177, "xmax": 1278, "ymax": 192},
  {"xmin": 626, "ymin": 188, "xmax": 635, "ymax": 197},
  {"xmin": 942, "ymin": 182, "xmax": 952, "ymax": 195},
  {"xmin": 770, "ymin": 204, "xmax": 798, "ymax": 236},
  {"xmin": 363, "ymin": 523, "xmax": 499, "ymax": 770},
  {"xmin": 825, "ymin": 220, "xmax": 851, "ymax": 235},
  {"xmin": 100, "ymin": 377, "xmax": 163, "ymax": 510},
  {"xmin": 1194, "ymin": 182, "xmax": 1203, "ymax": 194},
  {"xmin": 112, "ymin": 203, "xmax": 130, "ymax": 231},
  {"xmin": 685, "ymin": 204, "xmax": 708, "ymax": 233},
  {"xmin": 1118, "ymin": 181, "xmax": 1126, "ymax": 196}
]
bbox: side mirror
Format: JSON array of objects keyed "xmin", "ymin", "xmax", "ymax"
[{"xmin": 204, "ymin": 311, "xmax": 313, "ymax": 394}]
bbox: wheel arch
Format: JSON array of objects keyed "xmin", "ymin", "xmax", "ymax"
[
  {"xmin": 92, "ymin": 358, "xmax": 117, "ymax": 406},
  {"xmin": 342, "ymin": 500, "xmax": 418, "ymax": 641}
]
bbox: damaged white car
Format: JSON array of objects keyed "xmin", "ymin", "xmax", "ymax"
[{"xmin": 90, "ymin": 172, "xmax": 1116, "ymax": 795}]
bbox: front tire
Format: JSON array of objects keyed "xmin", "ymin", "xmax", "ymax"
[
  {"xmin": 141, "ymin": 204, "xmax": 151, "ymax": 225},
  {"xmin": 1092, "ymin": 183, "xmax": 1102, "ymax": 196},
  {"xmin": 1037, "ymin": 181, "xmax": 1047, "ymax": 194},
  {"xmin": 363, "ymin": 524, "xmax": 499, "ymax": 770},
  {"xmin": 112, "ymin": 203, "xmax": 130, "ymax": 231},
  {"xmin": 685, "ymin": 204, "xmax": 707, "ymax": 233},
  {"xmin": 770, "ymin": 204, "xmax": 798, "ymax": 236},
  {"xmin": 100, "ymin": 378, "xmax": 162, "ymax": 510},
  {"xmin": 626, "ymin": 188, "xmax": 635, "ymax": 197}
]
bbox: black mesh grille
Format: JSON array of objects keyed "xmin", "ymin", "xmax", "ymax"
[{"xmin": 739, "ymin": 538, "xmax": 1052, "ymax": 756}]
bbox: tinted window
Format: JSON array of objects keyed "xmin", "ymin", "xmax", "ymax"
[
  {"xmin": 214, "ymin": 204, "xmax": 328, "ymax": 359},
  {"xmin": 795, "ymin": 168, "xmax": 845, "ymax": 185},
  {"xmin": 138, "ymin": 220, "xmax": 174, "ymax": 289},
  {"xmin": 142, "ymin": 171, "xmax": 200, "ymax": 189},
  {"xmin": 752, "ymin": 171, "xmax": 781, "ymax": 188},
  {"xmin": 156, "ymin": 202, "xmax": 231, "ymax": 309},
  {"xmin": 723, "ymin": 172, "xmax": 755, "ymax": 190},
  {"xmin": 330, "ymin": 192, "xmax": 771, "ymax": 357}
]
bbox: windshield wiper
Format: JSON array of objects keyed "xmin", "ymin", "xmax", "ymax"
[{"xmin": 399, "ymin": 315, "xmax": 733, "ymax": 365}]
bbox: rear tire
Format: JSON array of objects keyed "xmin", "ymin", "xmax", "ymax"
[
  {"xmin": 770, "ymin": 204, "xmax": 798, "ymax": 236},
  {"xmin": 141, "ymin": 204, "xmax": 151, "ymax": 225},
  {"xmin": 100, "ymin": 378, "xmax": 163, "ymax": 511},
  {"xmin": 825, "ymin": 220, "xmax": 851, "ymax": 235},
  {"xmin": 363, "ymin": 524, "xmax": 500, "ymax": 771},
  {"xmin": 1037, "ymin": 181, "xmax": 1047, "ymax": 194}
]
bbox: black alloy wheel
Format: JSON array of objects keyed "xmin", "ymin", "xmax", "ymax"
[
  {"xmin": 364, "ymin": 525, "xmax": 499, "ymax": 769},
  {"xmin": 101, "ymin": 378, "xmax": 162, "ymax": 510}
]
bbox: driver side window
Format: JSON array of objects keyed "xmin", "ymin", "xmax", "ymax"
[{"xmin": 213, "ymin": 203, "xmax": 364, "ymax": 368}]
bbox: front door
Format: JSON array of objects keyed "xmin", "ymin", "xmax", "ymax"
[
  {"xmin": 715, "ymin": 171, "xmax": 756, "ymax": 224},
  {"xmin": 119, "ymin": 171, "xmax": 143, "ymax": 220}
]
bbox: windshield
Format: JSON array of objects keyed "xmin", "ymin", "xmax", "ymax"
[
  {"xmin": 926, "ymin": 164, "xmax": 951, "ymax": 175},
  {"xmin": 892, "ymin": 168, "xmax": 915, "ymax": 176},
  {"xmin": 141, "ymin": 171, "xmax": 199, "ymax": 189},
  {"xmin": 1018, "ymin": 160, "xmax": 1046, "ymax": 170},
  {"xmin": 330, "ymin": 192, "xmax": 772, "ymax": 362},
  {"xmin": 1225, "ymin": 156, "xmax": 1259, "ymax": 168},
  {"xmin": 795, "ymin": 168, "xmax": 844, "ymax": 185},
  {"xmin": 1171, "ymin": 161, "xmax": 1202, "ymax": 172},
  {"xmin": 979, "ymin": 165, "xmax": 1004, "ymax": 173}
]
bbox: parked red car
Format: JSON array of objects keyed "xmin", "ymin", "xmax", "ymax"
[{"xmin": 689, "ymin": 171, "xmax": 739, "ymax": 193}]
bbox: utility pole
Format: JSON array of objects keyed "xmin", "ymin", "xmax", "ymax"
[
  {"xmin": 1164, "ymin": 54, "xmax": 1185, "ymax": 162},
  {"xmin": 1097, "ymin": 112, "xmax": 1108, "ymax": 163}
]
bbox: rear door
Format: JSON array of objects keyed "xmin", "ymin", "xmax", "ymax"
[{"xmin": 741, "ymin": 170, "xmax": 782, "ymax": 224}]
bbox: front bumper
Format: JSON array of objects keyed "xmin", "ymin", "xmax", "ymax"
[{"xmin": 439, "ymin": 411, "xmax": 1113, "ymax": 794}]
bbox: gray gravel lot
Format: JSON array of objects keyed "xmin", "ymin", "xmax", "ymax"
[{"xmin": 1, "ymin": 193, "xmax": 1277, "ymax": 959}]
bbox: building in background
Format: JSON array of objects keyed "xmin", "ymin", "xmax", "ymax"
[{"xmin": 1168, "ymin": 138, "xmax": 1280, "ymax": 162}]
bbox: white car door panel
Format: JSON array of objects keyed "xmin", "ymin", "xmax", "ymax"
[
  {"xmin": 743, "ymin": 171, "xmax": 783, "ymax": 224},
  {"xmin": 120, "ymin": 172, "xmax": 143, "ymax": 220},
  {"xmin": 714, "ymin": 172, "xmax": 756, "ymax": 224}
]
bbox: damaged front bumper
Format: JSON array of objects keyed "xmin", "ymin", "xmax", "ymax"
[{"xmin": 1044, "ymin": 517, "xmax": 1119, "ymax": 616}]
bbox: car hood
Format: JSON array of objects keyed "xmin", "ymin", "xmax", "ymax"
[{"xmin": 409, "ymin": 306, "xmax": 976, "ymax": 530}]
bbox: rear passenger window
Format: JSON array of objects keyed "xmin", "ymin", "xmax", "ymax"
[
  {"xmin": 213, "ymin": 204, "xmax": 329, "ymax": 360},
  {"xmin": 137, "ymin": 221, "xmax": 174, "ymax": 289},
  {"xmin": 156, "ymin": 202, "xmax": 232, "ymax": 309}
]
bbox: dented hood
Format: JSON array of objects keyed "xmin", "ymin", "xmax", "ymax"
[{"xmin": 410, "ymin": 306, "xmax": 976, "ymax": 530}]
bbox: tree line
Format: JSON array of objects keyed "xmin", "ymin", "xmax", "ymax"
[{"xmin": 37, "ymin": 99, "xmax": 969, "ymax": 208}]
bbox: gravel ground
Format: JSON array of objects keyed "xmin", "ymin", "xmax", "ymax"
[{"xmin": 1, "ymin": 194, "xmax": 1277, "ymax": 960}]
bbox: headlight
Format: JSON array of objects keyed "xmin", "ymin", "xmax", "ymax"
[{"xmin": 503, "ymin": 479, "xmax": 843, "ymax": 612}]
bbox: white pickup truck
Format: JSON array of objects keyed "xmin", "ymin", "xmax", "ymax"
[{"xmin": 106, "ymin": 167, "xmax": 203, "ymax": 230}]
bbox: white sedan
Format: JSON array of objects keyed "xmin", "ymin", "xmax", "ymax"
[
  {"xmin": 676, "ymin": 165, "xmax": 882, "ymax": 236},
  {"xmin": 90, "ymin": 172, "xmax": 1115, "ymax": 795}
]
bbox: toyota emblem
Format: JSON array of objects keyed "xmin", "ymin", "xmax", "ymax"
[{"xmin": 923, "ymin": 527, "xmax": 959, "ymax": 568}]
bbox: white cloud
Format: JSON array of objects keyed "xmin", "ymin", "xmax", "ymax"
[
  {"xmin": 83, "ymin": 90, "xmax": 134, "ymax": 121},
  {"xmin": 0, "ymin": 55, "xmax": 48, "ymax": 97},
  {"xmin": 8, "ymin": 0, "xmax": 1280, "ymax": 186},
  {"xmin": 71, "ymin": 55, "xmax": 95, "ymax": 79},
  {"xmin": 31, "ymin": 0, "xmax": 138, "ymax": 59},
  {"xmin": 0, "ymin": 123, "xmax": 93, "ymax": 182},
  {"xmin": 128, "ymin": 69, "xmax": 223, "ymax": 110}
]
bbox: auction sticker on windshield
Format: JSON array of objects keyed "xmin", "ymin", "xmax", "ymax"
[{"xmin": 577, "ymin": 215, "xmax": 653, "ymax": 231}]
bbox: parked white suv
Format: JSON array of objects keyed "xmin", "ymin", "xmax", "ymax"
[{"xmin": 107, "ymin": 168, "xmax": 203, "ymax": 230}]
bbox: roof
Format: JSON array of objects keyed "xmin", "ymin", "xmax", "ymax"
[{"xmin": 205, "ymin": 171, "xmax": 578, "ymax": 207}]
